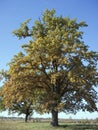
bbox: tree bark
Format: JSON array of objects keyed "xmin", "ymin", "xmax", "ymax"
[
  {"xmin": 25, "ymin": 109, "xmax": 29, "ymax": 123},
  {"xmin": 25, "ymin": 113, "xmax": 28, "ymax": 123},
  {"xmin": 51, "ymin": 109, "xmax": 59, "ymax": 126}
]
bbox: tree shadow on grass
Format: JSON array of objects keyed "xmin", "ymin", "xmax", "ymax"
[{"xmin": 59, "ymin": 124, "xmax": 98, "ymax": 130}]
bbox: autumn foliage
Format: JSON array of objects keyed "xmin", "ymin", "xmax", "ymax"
[{"xmin": 0, "ymin": 9, "xmax": 98, "ymax": 126}]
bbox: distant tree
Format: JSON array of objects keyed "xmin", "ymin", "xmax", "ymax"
[
  {"xmin": 8, "ymin": 100, "xmax": 34, "ymax": 122},
  {"xmin": 0, "ymin": 53, "xmax": 42, "ymax": 122},
  {"xmin": 9, "ymin": 9, "xmax": 98, "ymax": 126}
]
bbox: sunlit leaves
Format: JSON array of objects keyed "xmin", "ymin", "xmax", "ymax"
[
  {"xmin": 2, "ymin": 9, "xmax": 98, "ymax": 116},
  {"xmin": 13, "ymin": 19, "xmax": 31, "ymax": 39}
]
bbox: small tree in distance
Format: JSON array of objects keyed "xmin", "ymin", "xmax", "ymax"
[
  {"xmin": 0, "ymin": 53, "xmax": 41, "ymax": 122},
  {"xmin": 1, "ymin": 70, "xmax": 34, "ymax": 122},
  {"xmin": 2, "ymin": 9, "xmax": 98, "ymax": 126}
]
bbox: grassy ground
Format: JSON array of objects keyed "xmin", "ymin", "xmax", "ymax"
[{"xmin": 0, "ymin": 120, "xmax": 98, "ymax": 130}]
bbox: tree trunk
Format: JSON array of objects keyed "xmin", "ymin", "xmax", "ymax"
[
  {"xmin": 25, "ymin": 109, "xmax": 29, "ymax": 123},
  {"xmin": 51, "ymin": 109, "xmax": 59, "ymax": 126},
  {"xmin": 25, "ymin": 113, "xmax": 28, "ymax": 123}
]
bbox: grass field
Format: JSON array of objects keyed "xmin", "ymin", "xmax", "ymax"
[{"xmin": 0, "ymin": 120, "xmax": 98, "ymax": 130}]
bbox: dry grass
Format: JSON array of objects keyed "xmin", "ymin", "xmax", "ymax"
[{"xmin": 0, "ymin": 119, "xmax": 98, "ymax": 130}]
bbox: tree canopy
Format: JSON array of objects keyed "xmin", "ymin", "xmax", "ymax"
[
  {"xmin": 0, "ymin": 54, "xmax": 42, "ymax": 122},
  {"xmin": 1, "ymin": 9, "xmax": 98, "ymax": 126}
]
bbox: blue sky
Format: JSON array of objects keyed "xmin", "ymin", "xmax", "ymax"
[{"xmin": 0, "ymin": 0, "xmax": 98, "ymax": 119}]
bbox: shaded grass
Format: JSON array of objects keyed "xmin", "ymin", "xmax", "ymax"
[
  {"xmin": 0, "ymin": 120, "xmax": 98, "ymax": 130},
  {"xmin": 60, "ymin": 124, "xmax": 98, "ymax": 130}
]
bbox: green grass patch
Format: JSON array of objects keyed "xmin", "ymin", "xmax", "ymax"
[{"xmin": 0, "ymin": 120, "xmax": 98, "ymax": 130}]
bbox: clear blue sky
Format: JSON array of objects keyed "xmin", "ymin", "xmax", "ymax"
[{"xmin": 0, "ymin": 0, "xmax": 98, "ymax": 119}]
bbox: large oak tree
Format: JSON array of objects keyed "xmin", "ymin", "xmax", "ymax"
[{"xmin": 2, "ymin": 9, "xmax": 98, "ymax": 126}]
